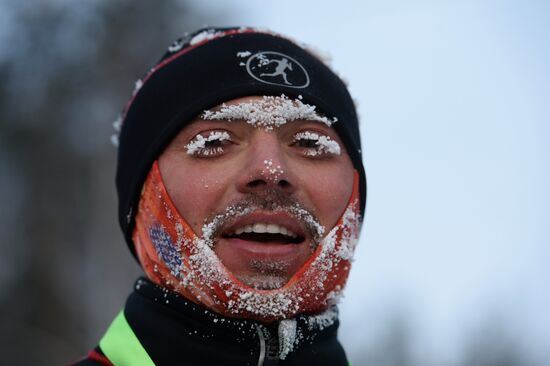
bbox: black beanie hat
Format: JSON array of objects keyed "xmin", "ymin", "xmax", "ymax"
[{"xmin": 115, "ymin": 27, "xmax": 366, "ymax": 255}]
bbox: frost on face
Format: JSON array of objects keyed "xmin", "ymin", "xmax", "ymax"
[
  {"xmin": 200, "ymin": 204, "xmax": 255, "ymax": 248},
  {"xmin": 185, "ymin": 131, "xmax": 230, "ymax": 156},
  {"xmin": 188, "ymin": 233, "xmax": 303, "ymax": 318},
  {"xmin": 135, "ymin": 161, "xmax": 361, "ymax": 323},
  {"xmin": 293, "ymin": 131, "xmax": 341, "ymax": 156},
  {"xmin": 261, "ymin": 159, "xmax": 284, "ymax": 183},
  {"xmin": 200, "ymin": 199, "xmax": 323, "ymax": 250},
  {"xmin": 201, "ymin": 95, "xmax": 338, "ymax": 131}
]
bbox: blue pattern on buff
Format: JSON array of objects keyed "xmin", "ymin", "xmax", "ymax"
[{"xmin": 149, "ymin": 224, "xmax": 182, "ymax": 276}]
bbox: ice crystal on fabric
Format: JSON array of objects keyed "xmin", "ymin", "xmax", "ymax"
[
  {"xmin": 190, "ymin": 29, "xmax": 225, "ymax": 45},
  {"xmin": 110, "ymin": 134, "xmax": 119, "ymax": 147},
  {"xmin": 168, "ymin": 38, "xmax": 185, "ymax": 52},
  {"xmin": 326, "ymin": 286, "xmax": 344, "ymax": 306},
  {"xmin": 110, "ymin": 115, "xmax": 123, "ymax": 147},
  {"xmin": 335, "ymin": 202, "xmax": 360, "ymax": 261},
  {"xmin": 132, "ymin": 79, "xmax": 143, "ymax": 96},
  {"xmin": 278, "ymin": 319, "xmax": 297, "ymax": 359},
  {"xmin": 307, "ymin": 306, "xmax": 338, "ymax": 331},
  {"xmin": 112, "ymin": 115, "xmax": 122, "ymax": 132}
]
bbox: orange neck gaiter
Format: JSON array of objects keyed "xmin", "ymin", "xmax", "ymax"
[{"xmin": 133, "ymin": 161, "xmax": 360, "ymax": 322}]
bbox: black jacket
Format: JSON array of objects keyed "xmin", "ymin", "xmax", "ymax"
[{"xmin": 72, "ymin": 277, "xmax": 349, "ymax": 366}]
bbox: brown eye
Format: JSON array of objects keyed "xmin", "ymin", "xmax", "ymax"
[
  {"xmin": 297, "ymin": 139, "xmax": 318, "ymax": 148},
  {"xmin": 204, "ymin": 139, "xmax": 224, "ymax": 148}
]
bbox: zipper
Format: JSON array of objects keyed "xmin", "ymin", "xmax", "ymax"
[
  {"xmin": 255, "ymin": 324, "xmax": 266, "ymax": 366},
  {"xmin": 255, "ymin": 323, "xmax": 280, "ymax": 366}
]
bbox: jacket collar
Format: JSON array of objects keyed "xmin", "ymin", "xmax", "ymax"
[{"xmin": 124, "ymin": 277, "xmax": 342, "ymax": 365}]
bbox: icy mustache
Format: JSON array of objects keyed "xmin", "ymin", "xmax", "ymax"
[{"xmin": 201, "ymin": 194, "xmax": 326, "ymax": 249}]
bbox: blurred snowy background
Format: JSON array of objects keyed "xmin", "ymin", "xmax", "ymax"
[{"xmin": 0, "ymin": 0, "xmax": 548, "ymax": 365}]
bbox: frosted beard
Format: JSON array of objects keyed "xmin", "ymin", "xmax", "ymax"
[{"xmin": 133, "ymin": 161, "xmax": 361, "ymax": 322}]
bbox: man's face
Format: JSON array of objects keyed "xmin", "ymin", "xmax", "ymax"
[{"xmin": 158, "ymin": 96, "xmax": 354, "ymax": 290}]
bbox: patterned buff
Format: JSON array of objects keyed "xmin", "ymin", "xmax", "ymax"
[{"xmin": 133, "ymin": 161, "xmax": 361, "ymax": 322}]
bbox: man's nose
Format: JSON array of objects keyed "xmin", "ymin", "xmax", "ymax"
[{"xmin": 236, "ymin": 132, "xmax": 297, "ymax": 194}]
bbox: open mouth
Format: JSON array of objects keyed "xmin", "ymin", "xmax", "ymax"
[
  {"xmin": 211, "ymin": 211, "xmax": 319, "ymax": 290},
  {"xmin": 222, "ymin": 223, "xmax": 305, "ymax": 244}
]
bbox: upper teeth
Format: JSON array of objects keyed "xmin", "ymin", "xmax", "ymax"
[{"xmin": 234, "ymin": 223, "xmax": 297, "ymax": 238}]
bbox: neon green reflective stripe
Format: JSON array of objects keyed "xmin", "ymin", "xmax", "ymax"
[{"xmin": 99, "ymin": 311, "xmax": 155, "ymax": 366}]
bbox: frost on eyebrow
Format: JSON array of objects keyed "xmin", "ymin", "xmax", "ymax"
[
  {"xmin": 294, "ymin": 131, "xmax": 341, "ymax": 156},
  {"xmin": 201, "ymin": 95, "xmax": 338, "ymax": 131},
  {"xmin": 185, "ymin": 131, "xmax": 230, "ymax": 155}
]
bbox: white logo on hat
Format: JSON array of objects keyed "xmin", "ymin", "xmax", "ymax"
[{"xmin": 240, "ymin": 51, "xmax": 310, "ymax": 88}]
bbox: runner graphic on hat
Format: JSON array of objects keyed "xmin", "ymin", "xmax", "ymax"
[{"xmin": 260, "ymin": 57, "xmax": 294, "ymax": 84}]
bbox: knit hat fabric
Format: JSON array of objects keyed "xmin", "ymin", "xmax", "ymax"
[{"xmin": 114, "ymin": 26, "xmax": 366, "ymax": 254}]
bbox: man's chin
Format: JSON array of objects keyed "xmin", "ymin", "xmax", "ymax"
[
  {"xmin": 213, "ymin": 237, "xmax": 312, "ymax": 288},
  {"xmin": 235, "ymin": 273, "xmax": 289, "ymax": 290},
  {"xmin": 216, "ymin": 248, "xmax": 299, "ymax": 290}
]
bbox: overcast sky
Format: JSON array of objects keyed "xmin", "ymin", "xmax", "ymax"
[{"xmin": 192, "ymin": 0, "xmax": 550, "ymax": 364}]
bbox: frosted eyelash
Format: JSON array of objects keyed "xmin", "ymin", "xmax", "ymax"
[
  {"xmin": 293, "ymin": 131, "xmax": 341, "ymax": 156},
  {"xmin": 185, "ymin": 131, "xmax": 231, "ymax": 156}
]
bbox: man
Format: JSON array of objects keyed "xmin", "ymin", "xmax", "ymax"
[{"xmin": 73, "ymin": 26, "xmax": 366, "ymax": 366}]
